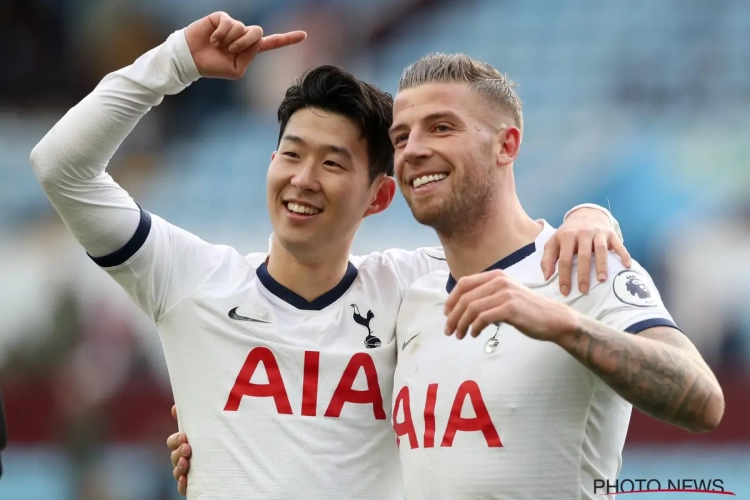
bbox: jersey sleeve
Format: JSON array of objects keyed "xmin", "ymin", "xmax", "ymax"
[
  {"xmin": 29, "ymin": 30, "xmax": 212, "ymax": 323},
  {"xmin": 582, "ymin": 255, "xmax": 678, "ymax": 334},
  {"xmin": 94, "ymin": 211, "xmax": 228, "ymax": 323},
  {"xmin": 382, "ymin": 247, "xmax": 448, "ymax": 291}
]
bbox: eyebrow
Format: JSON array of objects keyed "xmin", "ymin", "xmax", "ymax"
[
  {"xmin": 389, "ymin": 110, "xmax": 463, "ymax": 135},
  {"xmin": 280, "ymin": 134, "xmax": 353, "ymax": 160}
]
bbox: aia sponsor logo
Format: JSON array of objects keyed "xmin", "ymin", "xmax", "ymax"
[
  {"xmin": 224, "ymin": 347, "xmax": 386, "ymax": 419},
  {"xmin": 392, "ymin": 381, "xmax": 502, "ymax": 448}
]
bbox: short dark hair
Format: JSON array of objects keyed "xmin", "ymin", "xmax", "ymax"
[{"xmin": 277, "ymin": 65, "xmax": 394, "ymax": 182}]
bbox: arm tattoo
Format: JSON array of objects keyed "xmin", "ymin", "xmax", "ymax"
[{"xmin": 561, "ymin": 318, "xmax": 722, "ymax": 432}]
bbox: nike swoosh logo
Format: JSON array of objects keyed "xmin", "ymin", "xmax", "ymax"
[
  {"xmin": 402, "ymin": 333, "xmax": 420, "ymax": 351},
  {"xmin": 228, "ymin": 307, "xmax": 272, "ymax": 324}
]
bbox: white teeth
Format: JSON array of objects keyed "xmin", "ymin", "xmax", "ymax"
[
  {"xmin": 412, "ymin": 173, "xmax": 448, "ymax": 188},
  {"xmin": 286, "ymin": 202, "xmax": 321, "ymax": 215}
]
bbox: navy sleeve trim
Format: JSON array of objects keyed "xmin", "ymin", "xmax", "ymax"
[
  {"xmin": 89, "ymin": 208, "xmax": 152, "ymax": 268},
  {"xmin": 624, "ymin": 318, "xmax": 679, "ymax": 334}
]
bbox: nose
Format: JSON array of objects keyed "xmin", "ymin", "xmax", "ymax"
[
  {"xmin": 290, "ymin": 161, "xmax": 321, "ymax": 192},
  {"xmin": 401, "ymin": 132, "xmax": 432, "ymax": 166}
]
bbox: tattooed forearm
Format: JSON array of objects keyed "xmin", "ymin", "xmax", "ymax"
[{"xmin": 559, "ymin": 318, "xmax": 724, "ymax": 433}]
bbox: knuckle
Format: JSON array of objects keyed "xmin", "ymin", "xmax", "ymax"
[
  {"xmin": 561, "ymin": 227, "xmax": 576, "ymax": 238},
  {"xmin": 456, "ymin": 296, "xmax": 469, "ymax": 310},
  {"xmin": 497, "ymin": 289, "xmax": 512, "ymax": 303}
]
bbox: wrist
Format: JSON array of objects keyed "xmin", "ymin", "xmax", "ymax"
[
  {"xmin": 564, "ymin": 203, "xmax": 623, "ymax": 243},
  {"xmin": 552, "ymin": 307, "xmax": 586, "ymax": 349},
  {"xmin": 175, "ymin": 30, "xmax": 202, "ymax": 84}
]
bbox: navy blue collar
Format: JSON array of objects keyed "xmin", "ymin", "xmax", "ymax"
[
  {"xmin": 445, "ymin": 242, "xmax": 537, "ymax": 293},
  {"xmin": 257, "ymin": 261, "xmax": 359, "ymax": 310}
]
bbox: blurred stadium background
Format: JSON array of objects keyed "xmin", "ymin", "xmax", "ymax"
[{"xmin": 1, "ymin": 0, "xmax": 749, "ymax": 498}]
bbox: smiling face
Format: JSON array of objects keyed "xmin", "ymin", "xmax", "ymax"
[
  {"xmin": 390, "ymin": 83, "xmax": 507, "ymax": 235},
  {"xmin": 391, "ymin": 53, "xmax": 524, "ymax": 237},
  {"xmin": 265, "ymin": 65, "xmax": 396, "ymax": 260},
  {"xmin": 267, "ymin": 107, "xmax": 394, "ymax": 256}
]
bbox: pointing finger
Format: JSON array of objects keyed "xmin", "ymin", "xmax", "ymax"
[{"xmin": 258, "ymin": 31, "xmax": 308, "ymax": 52}]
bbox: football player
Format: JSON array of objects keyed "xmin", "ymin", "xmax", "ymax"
[
  {"xmin": 389, "ymin": 53, "xmax": 724, "ymax": 499},
  {"xmin": 32, "ymin": 12, "xmax": 627, "ymax": 499}
]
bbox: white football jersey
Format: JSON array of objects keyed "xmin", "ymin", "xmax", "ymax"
[
  {"xmin": 392, "ymin": 222, "xmax": 677, "ymax": 500},
  {"xmin": 97, "ymin": 210, "xmax": 447, "ymax": 499}
]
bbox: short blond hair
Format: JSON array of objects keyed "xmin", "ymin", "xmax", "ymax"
[{"xmin": 398, "ymin": 53, "xmax": 523, "ymax": 133}]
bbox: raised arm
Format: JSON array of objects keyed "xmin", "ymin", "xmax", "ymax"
[
  {"xmin": 30, "ymin": 13, "xmax": 305, "ymax": 321},
  {"xmin": 29, "ymin": 19, "xmax": 216, "ymax": 250}
]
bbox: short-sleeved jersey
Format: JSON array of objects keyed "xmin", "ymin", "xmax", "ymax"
[
  {"xmin": 392, "ymin": 222, "xmax": 677, "ymax": 500},
  {"xmin": 97, "ymin": 210, "xmax": 447, "ymax": 499}
]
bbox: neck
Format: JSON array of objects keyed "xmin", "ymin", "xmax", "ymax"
[
  {"xmin": 266, "ymin": 236, "xmax": 352, "ymax": 301},
  {"xmin": 439, "ymin": 190, "xmax": 542, "ymax": 281}
]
